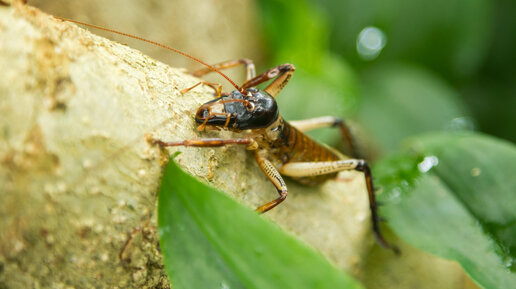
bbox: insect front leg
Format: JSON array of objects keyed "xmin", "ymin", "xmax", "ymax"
[
  {"xmin": 240, "ymin": 64, "xmax": 295, "ymax": 98},
  {"xmin": 153, "ymin": 137, "xmax": 257, "ymax": 149},
  {"xmin": 153, "ymin": 139, "xmax": 288, "ymax": 213},
  {"xmin": 192, "ymin": 58, "xmax": 256, "ymax": 81},
  {"xmin": 289, "ymin": 116, "xmax": 358, "ymax": 157},
  {"xmin": 280, "ymin": 159, "xmax": 399, "ymax": 254},
  {"xmin": 254, "ymin": 151, "xmax": 288, "ymax": 213}
]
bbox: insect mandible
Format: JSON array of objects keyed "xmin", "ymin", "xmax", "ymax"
[{"xmin": 59, "ymin": 17, "xmax": 398, "ymax": 253}]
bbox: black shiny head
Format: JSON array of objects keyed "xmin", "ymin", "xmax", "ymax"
[{"xmin": 195, "ymin": 88, "xmax": 279, "ymax": 130}]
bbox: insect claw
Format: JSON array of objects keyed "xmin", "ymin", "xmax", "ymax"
[
  {"xmin": 152, "ymin": 139, "xmax": 166, "ymax": 148},
  {"xmin": 145, "ymin": 133, "xmax": 158, "ymax": 145},
  {"xmin": 144, "ymin": 134, "xmax": 176, "ymax": 148},
  {"xmin": 197, "ymin": 115, "xmax": 210, "ymax": 131}
]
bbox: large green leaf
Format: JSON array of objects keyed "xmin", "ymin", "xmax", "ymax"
[
  {"xmin": 158, "ymin": 158, "xmax": 364, "ymax": 289},
  {"xmin": 375, "ymin": 132, "xmax": 516, "ymax": 289}
]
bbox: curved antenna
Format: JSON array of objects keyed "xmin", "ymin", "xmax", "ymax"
[{"xmin": 55, "ymin": 17, "xmax": 241, "ymax": 91}]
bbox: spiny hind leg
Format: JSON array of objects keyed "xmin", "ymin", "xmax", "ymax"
[
  {"xmin": 289, "ymin": 116, "xmax": 358, "ymax": 157},
  {"xmin": 280, "ymin": 159, "xmax": 399, "ymax": 254},
  {"xmin": 254, "ymin": 152, "xmax": 288, "ymax": 213},
  {"xmin": 192, "ymin": 58, "xmax": 256, "ymax": 81}
]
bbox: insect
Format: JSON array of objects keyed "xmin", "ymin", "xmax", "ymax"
[{"xmin": 58, "ymin": 17, "xmax": 397, "ymax": 253}]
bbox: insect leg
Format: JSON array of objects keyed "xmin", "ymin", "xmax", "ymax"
[
  {"xmin": 280, "ymin": 160, "xmax": 399, "ymax": 254},
  {"xmin": 240, "ymin": 64, "xmax": 295, "ymax": 98},
  {"xmin": 289, "ymin": 116, "xmax": 358, "ymax": 157},
  {"xmin": 254, "ymin": 152, "xmax": 288, "ymax": 213},
  {"xmin": 192, "ymin": 58, "xmax": 256, "ymax": 81},
  {"xmin": 153, "ymin": 137, "xmax": 256, "ymax": 148},
  {"xmin": 181, "ymin": 81, "xmax": 222, "ymax": 97}
]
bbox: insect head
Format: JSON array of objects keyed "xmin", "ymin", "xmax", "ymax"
[{"xmin": 195, "ymin": 87, "xmax": 278, "ymax": 130}]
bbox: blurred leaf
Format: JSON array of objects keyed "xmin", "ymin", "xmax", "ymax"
[
  {"xmin": 258, "ymin": 0, "xmax": 362, "ymax": 145},
  {"xmin": 375, "ymin": 132, "xmax": 516, "ymax": 289},
  {"xmin": 276, "ymin": 54, "xmax": 359, "ymax": 144},
  {"xmin": 158, "ymin": 158, "xmax": 365, "ymax": 289},
  {"xmin": 460, "ymin": 0, "xmax": 516, "ymax": 144},
  {"xmin": 258, "ymin": 0, "xmax": 328, "ymax": 71},
  {"xmin": 316, "ymin": 0, "xmax": 492, "ymax": 78},
  {"xmin": 358, "ymin": 64, "xmax": 471, "ymax": 153},
  {"xmin": 463, "ymin": 74, "xmax": 516, "ymax": 144}
]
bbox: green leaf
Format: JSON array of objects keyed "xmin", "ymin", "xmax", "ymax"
[
  {"xmin": 158, "ymin": 158, "xmax": 364, "ymax": 289},
  {"xmin": 358, "ymin": 64, "xmax": 472, "ymax": 153},
  {"xmin": 375, "ymin": 132, "xmax": 516, "ymax": 289}
]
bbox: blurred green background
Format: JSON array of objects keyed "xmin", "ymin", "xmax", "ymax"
[{"xmin": 257, "ymin": 0, "xmax": 515, "ymax": 157}]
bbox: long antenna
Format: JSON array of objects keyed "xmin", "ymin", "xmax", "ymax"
[{"xmin": 55, "ymin": 17, "xmax": 241, "ymax": 91}]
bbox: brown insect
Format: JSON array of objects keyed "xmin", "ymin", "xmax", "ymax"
[{"xmin": 58, "ymin": 17, "xmax": 398, "ymax": 253}]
